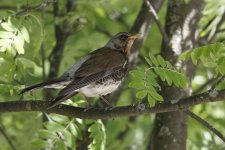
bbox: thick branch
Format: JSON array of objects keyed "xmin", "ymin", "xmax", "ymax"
[{"xmin": 0, "ymin": 89, "xmax": 225, "ymax": 119}]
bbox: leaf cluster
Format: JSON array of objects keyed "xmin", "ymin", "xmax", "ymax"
[
  {"xmin": 129, "ymin": 52, "xmax": 187, "ymax": 106},
  {"xmin": 179, "ymin": 42, "xmax": 225, "ymax": 75}
]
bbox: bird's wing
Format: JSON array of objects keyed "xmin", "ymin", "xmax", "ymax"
[{"xmin": 49, "ymin": 48, "xmax": 127, "ymax": 107}]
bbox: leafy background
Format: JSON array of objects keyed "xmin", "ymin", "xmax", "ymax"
[{"xmin": 0, "ymin": 0, "xmax": 225, "ymax": 149}]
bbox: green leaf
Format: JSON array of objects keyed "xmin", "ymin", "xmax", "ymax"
[
  {"xmin": 157, "ymin": 55, "xmax": 166, "ymax": 67},
  {"xmin": 145, "ymin": 57, "xmax": 152, "ymax": 66},
  {"xmin": 217, "ymin": 58, "xmax": 225, "ymax": 74},
  {"xmin": 0, "ymin": 39, "xmax": 11, "ymax": 46},
  {"xmin": 21, "ymin": 26, "xmax": 30, "ymax": 43},
  {"xmin": 45, "ymin": 122, "xmax": 65, "ymax": 132},
  {"xmin": 64, "ymin": 130, "xmax": 73, "ymax": 147},
  {"xmin": 69, "ymin": 123, "xmax": 78, "ymax": 137},
  {"xmin": 149, "ymin": 91, "xmax": 163, "ymax": 101},
  {"xmin": 154, "ymin": 68, "xmax": 166, "ymax": 81},
  {"xmin": 164, "ymin": 70, "xmax": 172, "ymax": 86},
  {"xmin": 128, "ymin": 80, "xmax": 145, "ymax": 89},
  {"xmin": 179, "ymin": 50, "xmax": 192, "ymax": 60},
  {"xmin": 32, "ymin": 139, "xmax": 50, "ymax": 149},
  {"xmin": 191, "ymin": 49, "xmax": 199, "ymax": 65},
  {"xmin": 56, "ymin": 140, "xmax": 67, "ymax": 150},
  {"xmin": 51, "ymin": 115, "xmax": 70, "ymax": 124},
  {"xmin": 149, "ymin": 52, "xmax": 159, "ymax": 66},
  {"xmin": 0, "ymin": 31, "xmax": 14, "ymax": 38},
  {"xmin": 1, "ymin": 21, "xmax": 16, "ymax": 32},
  {"xmin": 13, "ymin": 33, "xmax": 25, "ymax": 54},
  {"xmin": 88, "ymin": 120, "xmax": 106, "ymax": 150},
  {"xmin": 38, "ymin": 129, "xmax": 57, "ymax": 139},
  {"xmin": 146, "ymin": 75, "xmax": 159, "ymax": 88},
  {"xmin": 147, "ymin": 94, "xmax": 156, "ymax": 106},
  {"xmin": 130, "ymin": 69, "xmax": 144, "ymax": 78},
  {"xmin": 136, "ymin": 90, "xmax": 147, "ymax": 99}
]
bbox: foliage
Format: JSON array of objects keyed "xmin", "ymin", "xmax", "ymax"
[
  {"xmin": 179, "ymin": 42, "xmax": 225, "ymax": 76},
  {"xmin": 32, "ymin": 115, "xmax": 82, "ymax": 150},
  {"xmin": 129, "ymin": 52, "xmax": 187, "ymax": 106},
  {"xmin": 0, "ymin": 0, "xmax": 225, "ymax": 150},
  {"xmin": 88, "ymin": 120, "xmax": 106, "ymax": 150}
]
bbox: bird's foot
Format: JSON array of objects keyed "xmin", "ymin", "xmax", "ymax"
[{"xmin": 100, "ymin": 95, "xmax": 113, "ymax": 107}]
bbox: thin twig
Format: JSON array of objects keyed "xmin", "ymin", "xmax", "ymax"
[
  {"xmin": 145, "ymin": 0, "xmax": 169, "ymax": 44},
  {"xmin": 0, "ymin": 124, "xmax": 16, "ymax": 150},
  {"xmin": 210, "ymin": 75, "xmax": 225, "ymax": 90},
  {"xmin": 184, "ymin": 109, "xmax": 225, "ymax": 142},
  {"xmin": 192, "ymin": 78, "xmax": 215, "ymax": 95},
  {"xmin": 0, "ymin": 0, "xmax": 57, "ymax": 23}
]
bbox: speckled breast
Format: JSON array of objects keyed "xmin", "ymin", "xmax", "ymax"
[{"xmin": 79, "ymin": 68, "xmax": 127, "ymax": 97}]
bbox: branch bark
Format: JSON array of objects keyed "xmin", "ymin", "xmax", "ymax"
[{"xmin": 0, "ymin": 89, "xmax": 224, "ymax": 119}]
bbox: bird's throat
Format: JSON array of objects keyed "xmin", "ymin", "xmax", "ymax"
[{"xmin": 123, "ymin": 40, "xmax": 135, "ymax": 57}]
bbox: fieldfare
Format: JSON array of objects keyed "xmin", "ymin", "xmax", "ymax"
[{"xmin": 19, "ymin": 32, "xmax": 140, "ymax": 108}]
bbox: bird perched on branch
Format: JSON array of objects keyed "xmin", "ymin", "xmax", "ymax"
[{"xmin": 19, "ymin": 32, "xmax": 140, "ymax": 108}]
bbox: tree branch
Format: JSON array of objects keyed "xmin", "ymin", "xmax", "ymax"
[
  {"xmin": 0, "ymin": 0, "xmax": 56, "ymax": 23},
  {"xmin": 0, "ymin": 124, "xmax": 16, "ymax": 150},
  {"xmin": 145, "ymin": 0, "xmax": 169, "ymax": 44},
  {"xmin": 184, "ymin": 109, "xmax": 225, "ymax": 142},
  {"xmin": 0, "ymin": 89, "xmax": 225, "ymax": 119}
]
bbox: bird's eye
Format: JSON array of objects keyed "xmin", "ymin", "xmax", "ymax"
[{"xmin": 119, "ymin": 34, "xmax": 128, "ymax": 40}]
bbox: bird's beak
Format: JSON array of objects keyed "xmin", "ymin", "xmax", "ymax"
[{"xmin": 128, "ymin": 33, "xmax": 141, "ymax": 39}]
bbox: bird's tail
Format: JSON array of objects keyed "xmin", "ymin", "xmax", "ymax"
[
  {"xmin": 19, "ymin": 78, "xmax": 68, "ymax": 94},
  {"xmin": 47, "ymin": 91, "xmax": 78, "ymax": 109}
]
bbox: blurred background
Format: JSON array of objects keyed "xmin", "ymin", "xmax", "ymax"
[{"xmin": 0, "ymin": 0, "xmax": 225, "ymax": 149}]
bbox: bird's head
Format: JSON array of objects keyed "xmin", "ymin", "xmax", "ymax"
[{"xmin": 106, "ymin": 32, "xmax": 140, "ymax": 56}]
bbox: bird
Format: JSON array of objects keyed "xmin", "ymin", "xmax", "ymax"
[{"xmin": 19, "ymin": 32, "xmax": 140, "ymax": 108}]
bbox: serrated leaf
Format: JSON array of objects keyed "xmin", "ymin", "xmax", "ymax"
[
  {"xmin": 130, "ymin": 69, "xmax": 144, "ymax": 78},
  {"xmin": 149, "ymin": 91, "xmax": 163, "ymax": 101},
  {"xmin": 21, "ymin": 26, "xmax": 30, "ymax": 43},
  {"xmin": 179, "ymin": 50, "xmax": 192, "ymax": 60},
  {"xmin": 149, "ymin": 53, "xmax": 159, "ymax": 66},
  {"xmin": 45, "ymin": 122, "xmax": 65, "ymax": 132},
  {"xmin": 166, "ymin": 61, "xmax": 173, "ymax": 69},
  {"xmin": 38, "ymin": 129, "xmax": 57, "ymax": 139},
  {"xmin": 13, "ymin": 33, "xmax": 24, "ymax": 54},
  {"xmin": 146, "ymin": 75, "xmax": 159, "ymax": 88},
  {"xmin": 51, "ymin": 115, "xmax": 70, "ymax": 124},
  {"xmin": 128, "ymin": 80, "xmax": 145, "ymax": 89},
  {"xmin": 0, "ymin": 39, "xmax": 12, "ymax": 46},
  {"xmin": 217, "ymin": 58, "xmax": 225, "ymax": 74},
  {"xmin": 56, "ymin": 140, "xmax": 67, "ymax": 150},
  {"xmin": 32, "ymin": 139, "xmax": 50, "ymax": 149},
  {"xmin": 180, "ymin": 76, "xmax": 187, "ymax": 89},
  {"xmin": 1, "ymin": 22, "xmax": 16, "ymax": 31},
  {"xmin": 164, "ymin": 70, "xmax": 172, "ymax": 86},
  {"xmin": 69, "ymin": 123, "xmax": 78, "ymax": 137},
  {"xmin": 191, "ymin": 49, "xmax": 199, "ymax": 65},
  {"xmin": 157, "ymin": 55, "xmax": 166, "ymax": 67},
  {"xmin": 0, "ymin": 31, "xmax": 14, "ymax": 38},
  {"xmin": 145, "ymin": 57, "xmax": 152, "ymax": 66},
  {"xmin": 147, "ymin": 94, "xmax": 156, "ymax": 106},
  {"xmin": 0, "ymin": 45, "xmax": 8, "ymax": 52},
  {"xmin": 154, "ymin": 68, "xmax": 166, "ymax": 81},
  {"xmin": 136, "ymin": 90, "xmax": 147, "ymax": 99},
  {"xmin": 64, "ymin": 130, "xmax": 73, "ymax": 147}
]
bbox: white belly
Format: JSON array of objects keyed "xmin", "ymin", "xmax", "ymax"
[{"xmin": 78, "ymin": 79, "xmax": 121, "ymax": 97}]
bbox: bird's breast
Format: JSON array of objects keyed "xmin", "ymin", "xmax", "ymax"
[
  {"xmin": 79, "ymin": 79, "xmax": 121, "ymax": 97},
  {"xmin": 79, "ymin": 68, "xmax": 127, "ymax": 97}
]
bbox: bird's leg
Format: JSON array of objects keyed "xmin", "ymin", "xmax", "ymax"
[{"xmin": 100, "ymin": 95, "xmax": 114, "ymax": 110}]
